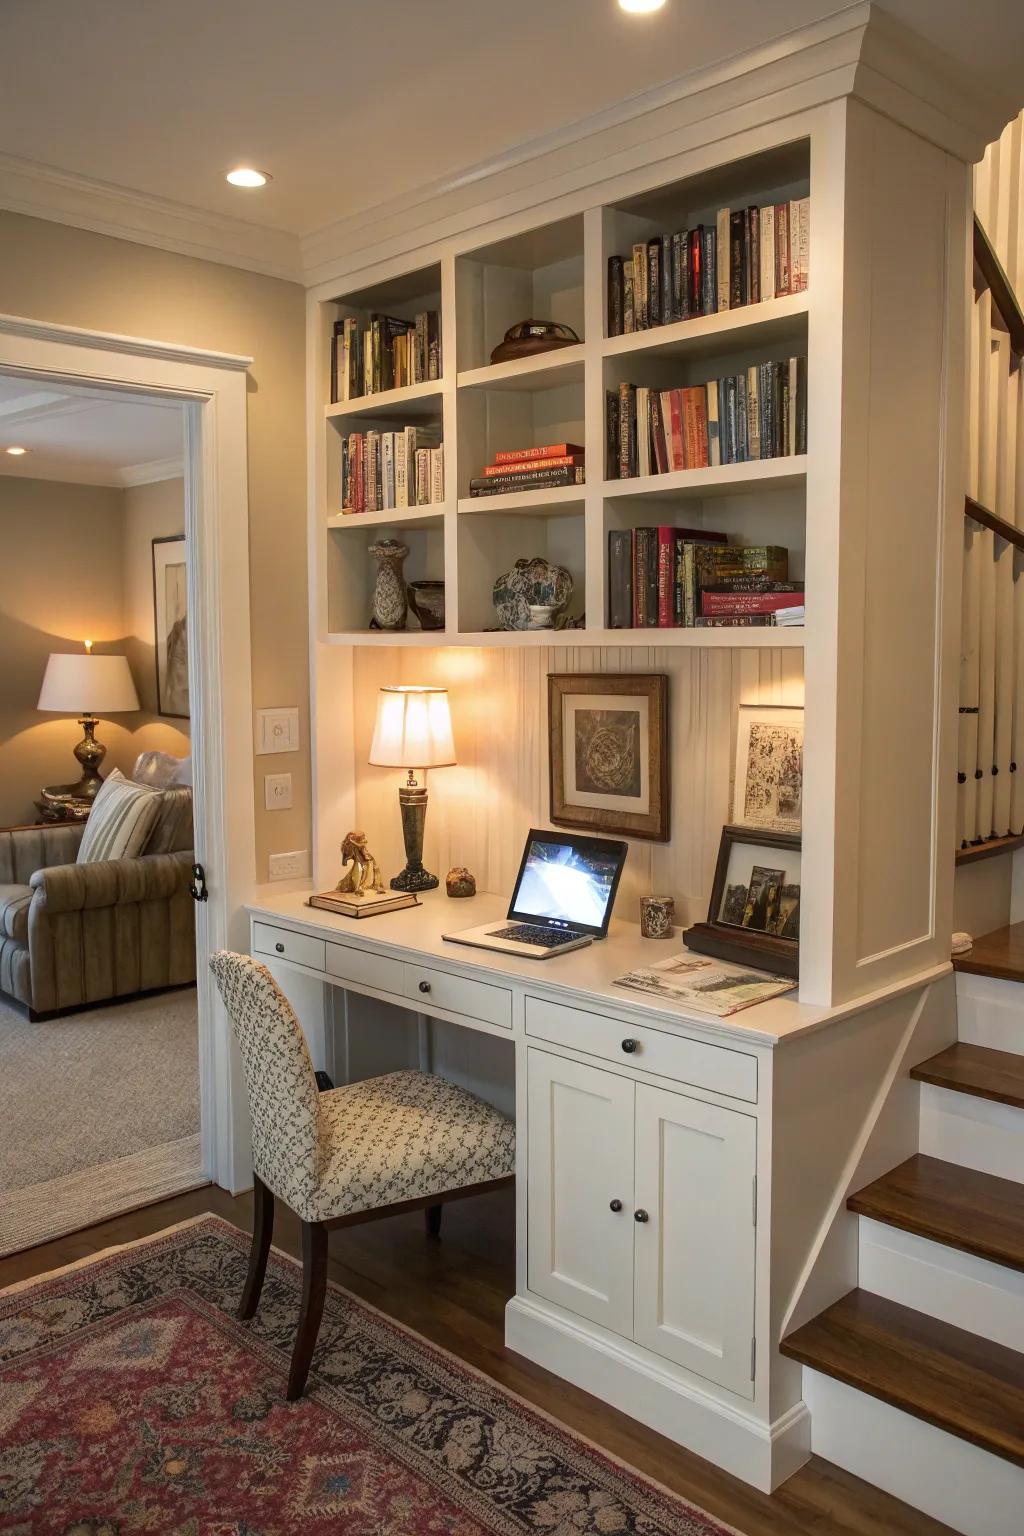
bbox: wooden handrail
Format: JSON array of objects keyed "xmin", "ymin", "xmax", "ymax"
[
  {"xmin": 964, "ymin": 494, "xmax": 1024, "ymax": 552},
  {"xmin": 956, "ymin": 832, "xmax": 1024, "ymax": 866},
  {"xmin": 974, "ymin": 215, "xmax": 1024, "ymax": 367}
]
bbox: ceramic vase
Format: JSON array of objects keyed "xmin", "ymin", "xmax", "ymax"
[{"xmin": 369, "ymin": 539, "xmax": 409, "ymax": 630}]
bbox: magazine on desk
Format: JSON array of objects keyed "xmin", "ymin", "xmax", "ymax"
[{"xmin": 614, "ymin": 954, "xmax": 795, "ymax": 1016}]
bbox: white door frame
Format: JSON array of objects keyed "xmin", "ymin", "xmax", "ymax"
[{"xmin": 0, "ymin": 313, "xmax": 256, "ymax": 1193}]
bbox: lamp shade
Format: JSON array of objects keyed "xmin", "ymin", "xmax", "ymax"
[
  {"xmin": 38, "ymin": 652, "xmax": 140, "ymax": 715},
  {"xmin": 369, "ymin": 686, "xmax": 455, "ymax": 769}
]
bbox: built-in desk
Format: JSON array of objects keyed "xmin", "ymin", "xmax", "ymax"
[{"xmin": 245, "ymin": 883, "xmax": 952, "ymax": 1493}]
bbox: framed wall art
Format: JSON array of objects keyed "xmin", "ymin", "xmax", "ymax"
[
  {"xmin": 683, "ymin": 824, "xmax": 800, "ymax": 977},
  {"xmin": 732, "ymin": 704, "xmax": 803, "ymax": 833},
  {"xmin": 152, "ymin": 534, "xmax": 189, "ymax": 719},
  {"xmin": 548, "ymin": 673, "xmax": 669, "ymax": 841}
]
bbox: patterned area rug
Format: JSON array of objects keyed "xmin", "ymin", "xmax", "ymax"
[{"xmin": 0, "ymin": 1215, "xmax": 740, "ymax": 1535}]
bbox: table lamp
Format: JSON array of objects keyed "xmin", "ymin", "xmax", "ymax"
[
  {"xmin": 37, "ymin": 642, "xmax": 141, "ymax": 811},
  {"xmin": 369, "ymin": 685, "xmax": 455, "ymax": 892}
]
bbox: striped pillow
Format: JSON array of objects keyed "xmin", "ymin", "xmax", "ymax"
[{"xmin": 76, "ymin": 770, "xmax": 163, "ymax": 864}]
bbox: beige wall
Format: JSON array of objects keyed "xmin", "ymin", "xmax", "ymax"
[{"xmin": 0, "ymin": 211, "xmax": 309, "ymax": 874}]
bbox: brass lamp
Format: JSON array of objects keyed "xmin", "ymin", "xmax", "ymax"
[
  {"xmin": 369, "ymin": 685, "xmax": 455, "ymax": 892},
  {"xmin": 37, "ymin": 642, "xmax": 140, "ymax": 813}
]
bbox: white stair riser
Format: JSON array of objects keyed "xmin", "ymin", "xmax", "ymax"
[
  {"xmin": 803, "ymin": 1367, "xmax": 1023, "ymax": 1536},
  {"xmin": 918, "ymin": 1082, "xmax": 1024, "ymax": 1182},
  {"xmin": 858, "ymin": 1216, "xmax": 1024, "ymax": 1352},
  {"xmin": 955, "ymin": 973, "xmax": 1024, "ymax": 1055}
]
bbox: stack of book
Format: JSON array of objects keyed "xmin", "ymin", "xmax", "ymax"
[
  {"xmin": 469, "ymin": 442, "xmax": 585, "ymax": 498},
  {"xmin": 607, "ymin": 196, "xmax": 809, "ymax": 335},
  {"xmin": 608, "ymin": 529, "xmax": 800, "ymax": 629},
  {"xmin": 332, "ymin": 311, "xmax": 441, "ymax": 402},
  {"xmin": 607, "ymin": 357, "xmax": 806, "ymax": 478},
  {"xmin": 341, "ymin": 427, "xmax": 443, "ymax": 514},
  {"xmin": 772, "ymin": 604, "xmax": 806, "ymax": 628}
]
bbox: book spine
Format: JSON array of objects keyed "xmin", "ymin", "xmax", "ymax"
[
  {"xmin": 689, "ymin": 226, "xmax": 702, "ymax": 316},
  {"xmin": 742, "ymin": 209, "xmax": 753, "ymax": 306},
  {"xmin": 468, "ymin": 466, "xmax": 584, "ymax": 494},
  {"xmin": 633, "ymin": 528, "xmax": 647, "ymax": 626},
  {"xmin": 623, "ymin": 262, "xmax": 635, "ymax": 333},
  {"xmin": 415, "ymin": 448, "xmax": 429, "ymax": 506},
  {"xmin": 706, "ymin": 379, "xmax": 721, "ymax": 467},
  {"xmin": 795, "ymin": 355, "xmax": 808, "ymax": 454},
  {"xmin": 702, "ymin": 226, "xmax": 716, "ymax": 316},
  {"xmin": 483, "ymin": 455, "xmax": 583, "ymax": 476},
  {"xmin": 682, "ymin": 542, "xmax": 697, "ymax": 627},
  {"xmin": 759, "ymin": 207, "xmax": 775, "ymax": 301},
  {"xmin": 608, "ymin": 529, "xmax": 633, "ymax": 627},
  {"xmin": 647, "ymin": 238, "xmax": 662, "ymax": 327},
  {"xmin": 749, "ymin": 206, "xmax": 760, "ymax": 305},
  {"xmin": 729, "ymin": 211, "xmax": 744, "ymax": 308},
  {"xmin": 619, "ymin": 382, "xmax": 634, "ymax": 480},
  {"xmin": 716, "ymin": 208, "xmax": 730, "ymax": 311},
  {"xmin": 382, "ymin": 432, "xmax": 395, "ymax": 509},
  {"xmin": 706, "ymin": 577, "xmax": 803, "ymax": 591},
  {"xmin": 493, "ymin": 442, "xmax": 584, "ymax": 463},
  {"xmin": 606, "ymin": 391, "xmax": 620, "ymax": 479},
  {"xmin": 677, "ymin": 233, "xmax": 690, "ymax": 321},
  {"xmin": 668, "ymin": 390, "xmax": 684, "ymax": 473},
  {"xmin": 395, "ymin": 432, "xmax": 409, "ymax": 509},
  {"xmin": 650, "ymin": 390, "xmax": 668, "ymax": 475},
  {"xmin": 794, "ymin": 197, "xmax": 810, "ymax": 292},
  {"xmin": 608, "ymin": 256, "xmax": 624, "ymax": 337},
  {"xmin": 632, "ymin": 243, "xmax": 648, "ymax": 329},
  {"xmin": 695, "ymin": 616, "xmax": 774, "ymax": 627},
  {"xmin": 701, "ymin": 590, "xmax": 802, "ymax": 616},
  {"xmin": 636, "ymin": 387, "xmax": 651, "ymax": 478},
  {"xmin": 661, "ymin": 234, "xmax": 672, "ymax": 326},
  {"xmin": 746, "ymin": 367, "xmax": 760, "ymax": 462},
  {"xmin": 644, "ymin": 527, "xmax": 659, "ymax": 626},
  {"xmin": 657, "ymin": 526, "xmax": 675, "ymax": 627},
  {"xmin": 673, "ymin": 533, "xmax": 685, "ymax": 626},
  {"xmin": 427, "ymin": 311, "xmax": 441, "ymax": 380},
  {"xmin": 430, "ymin": 446, "xmax": 444, "ymax": 504},
  {"xmin": 775, "ymin": 203, "xmax": 791, "ymax": 296}
]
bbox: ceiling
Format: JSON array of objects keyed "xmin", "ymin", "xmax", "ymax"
[
  {"xmin": 0, "ymin": 375, "xmax": 183, "ymax": 488},
  {"xmin": 0, "ymin": 0, "xmax": 1021, "ymax": 270}
]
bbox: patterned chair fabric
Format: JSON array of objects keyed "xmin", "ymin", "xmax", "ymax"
[{"xmin": 209, "ymin": 951, "xmax": 516, "ymax": 1225}]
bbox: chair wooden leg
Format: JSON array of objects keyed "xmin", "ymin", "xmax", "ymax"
[
  {"xmin": 239, "ymin": 1174, "xmax": 274, "ymax": 1320},
  {"xmin": 425, "ymin": 1203, "xmax": 443, "ymax": 1237},
  {"xmin": 287, "ymin": 1220, "xmax": 328, "ymax": 1401}
]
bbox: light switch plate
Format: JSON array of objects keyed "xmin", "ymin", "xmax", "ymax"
[
  {"xmin": 256, "ymin": 707, "xmax": 299, "ymax": 755},
  {"xmin": 268, "ymin": 849, "xmax": 309, "ymax": 881},
  {"xmin": 264, "ymin": 772, "xmax": 292, "ymax": 811}
]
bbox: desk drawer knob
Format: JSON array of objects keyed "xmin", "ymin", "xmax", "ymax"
[
  {"xmin": 275, "ymin": 942, "xmax": 285, "ymax": 954},
  {"xmin": 634, "ymin": 1208, "xmax": 649, "ymax": 1224},
  {"xmin": 609, "ymin": 1199, "xmax": 623, "ymax": 1212},
  {"xmin": 621, "ymin": 1038, "xmax": 638, "ymax": 1054},
  {"xmin": 418, "ymin": 980, "xmax": 431, "ymax": 994}
]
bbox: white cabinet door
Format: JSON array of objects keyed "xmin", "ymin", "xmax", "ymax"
[
  {"xmin": 527, "ymin": 1049, "xmax": 635, "ymax": 1337},
  {"xmin": 633, "ymin": 1083, "xmax": 757, "ymax": 1398}
]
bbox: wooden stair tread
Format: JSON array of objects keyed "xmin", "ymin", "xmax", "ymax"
[
  {"xmin": 911, "ymin": 1042, "xmax": 1024, "ymax": 1109},
  {"xmin": 781, "ymin": 1288, "xmax": 1024, "ymax": 1467},
  {"xmin": 952, "ymin": 919, "xmax": 1024, "ymax": 982},
  {"xmin": 848, "ymin": 1154, "xmax": 1024, "ymax": 1272}
]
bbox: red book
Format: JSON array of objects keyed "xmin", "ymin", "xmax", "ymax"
[
  {"xmin": 683, "ymin": 387, "xmax": 709, "ymax": 468},
  {"xmin": 650, "ymin": 393, "xmax": 669, "ymax": 474},
  {"xmin": 701, "ymin": 589, "xmax": 803, "ymax": 616},
  {"xmin": 689, "ymin": 226, "xmax": 703, "ymax": 315},
  {"xmin": 668, "ymin": 390, "xmax": 684, "ymax": 472},
  {"xmin": 483, "ymin": 454, "xmax": 582, "ymax": 475},
  {"xmin": 657, "ymin": 527, "xmax": 676, "ymax": 627},
  {"xmin": 493, "ymin": 442, "xmax": 584, "ymax": 464}
]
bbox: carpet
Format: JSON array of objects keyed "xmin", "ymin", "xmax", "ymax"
[
  {"xmin": 0, "ymin": 989, "xmax": 203, "ymax": 1256},
  {"xmin": 0, "ymin": 1215, "xmax": 741, "ymax": 1535}
]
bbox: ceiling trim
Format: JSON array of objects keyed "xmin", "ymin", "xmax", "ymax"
[
  {"xmin": 118, "ymin": 454, "xmax": 185, "ymax": 487},
  {"xmin": 0, "ymin": 151, "xmax": 303, "ymax": 283},
  {"xmin": 0, "ymin": 313, "xmax": 253, "ymax": 371}
]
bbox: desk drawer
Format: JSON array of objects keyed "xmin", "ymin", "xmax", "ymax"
[
  {"xmin": 405, "ymin": 963, "xmax": 512, "ymax": 1030},
  {"xmin": 326, "ymin": 939, "xmax": 401, "ymax": 995},
  {"xmin": 253, "ymin": 922, "xmax": 325, "ymax": 973},
  {"xmin": 525, "ymin": 996, "xmax": 757, "ymax": 1103}
]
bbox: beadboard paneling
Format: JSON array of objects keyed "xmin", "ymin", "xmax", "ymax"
[{"xmin": 353, "ymin": 645, "xmax": 803, "ymax": 925}]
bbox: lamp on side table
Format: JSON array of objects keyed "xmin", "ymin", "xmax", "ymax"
[{"xmin": 36, "ymin": 643, "xmax": 140, "ymax": 819}]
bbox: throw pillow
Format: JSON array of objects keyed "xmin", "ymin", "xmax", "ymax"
[
  {"xmin": 143, "ymin": 785, "xmax": 194, "ymax": 855},
  {"xmin": 76, "ymin": 770, "xmax": 163, "ymax": 864}
]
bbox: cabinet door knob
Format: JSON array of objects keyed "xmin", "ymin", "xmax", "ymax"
[
  {"xmin": 634, "ymin": 1208, "xmax": 649, "ymax": 1223},
  {"xmin": 275, "ymin": 942, "xmax": 284, "ymax": 954},
  {"xmin": 418, "ymin": 980, "xmax": 431, "ymax": 994},
  {"xmin": 609, "ymin": 1199, "xmax": 623, "ymax": 1212},
  {"xmin": 621, "ymin": 1038, "xmax": 638, "ymax": 1054}
]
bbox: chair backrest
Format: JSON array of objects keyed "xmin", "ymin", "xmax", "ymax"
[{"xmin": 209, "ymin": 951, "xmax": 323, "ymax": 1210}]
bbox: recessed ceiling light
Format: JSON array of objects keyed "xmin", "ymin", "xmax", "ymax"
[
  {"xmin": 226, "ymin": 166, "xmax": 271, "ymax": 188},
  {"xmin": 5, "ymin": 445, "xmax": 28, "ymax": 456},
  {"xmin": 619, "ymin": 0, "xmax": 666, "ymax": 11}
]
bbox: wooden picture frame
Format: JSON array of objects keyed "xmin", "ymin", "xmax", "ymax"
[
  {"xmin": 683, "ymin": 824, "xmax": 800, "ymax": 978},
  {"xmin": 152, "ymin": 534, "xmax": 189, "ymax": 719},
  {"xmin": 548, "ymin": 673, "xmax": 669, "ymax": 841}
]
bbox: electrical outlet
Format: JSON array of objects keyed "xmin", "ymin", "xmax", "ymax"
[
  {"xmin": 264, "ymin": 772, "xmax": 292, "ymax": 811},
  {"xmin": 268, "ymin": 849, "xmax": 309, "ymax": 881}
]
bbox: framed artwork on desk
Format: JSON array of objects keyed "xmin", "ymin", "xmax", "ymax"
[
  {"xmin": 684, "ymin": 824, "xmax": 801, "ymax": 978},
  {"xmin": 548, "ymin": 673, "xmax": 669, "ymax": 842}
]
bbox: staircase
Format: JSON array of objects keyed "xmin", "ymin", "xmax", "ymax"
[{"xmin": 781, "ymin": 926, "xmax": 1024, "ymax": 1536}]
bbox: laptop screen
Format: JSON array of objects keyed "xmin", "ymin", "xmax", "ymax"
[{"xmin": 508, "ymin": 830, "xmax": 627, "ymax": 937}]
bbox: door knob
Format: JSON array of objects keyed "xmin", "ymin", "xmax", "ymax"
[
  {"xmin": 621, "ymin": 1038, "xmax": 638, "ymax": 1054},
  {"xmin": 418, "ymin": 980, "xmax": 431, "ymax": 994},
  {"xmin": 275, "ymin": 942, "xmax": 284, "ymax": 954},
  {"xmin": 609, "ymin": 1199, "xmax": 623, "ymax": 1212},
  {"xmin": 634, "ymin": 1208, "xmax": 649, "ymax": 1223}
]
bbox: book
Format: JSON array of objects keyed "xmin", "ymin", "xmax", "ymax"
[
  {"xmin": 307, "ymin": 889, "xmax": 420, "ymax": 919},
  {"xmin": 468, "ymin": 464, "xmax": 584, "ymax": 495},
  {"xmin": 493, "ymin": 442, "xmax": 585, "ymax": 464},
  {"xmin": 623, "ymin": 262, "xmax": 635, "ymax": 333},
  {"xmin": 632, "ymin": 242, "xmax": 648, "ymax": 329},
  {"xmin": 340, "ymin": 425, "xmax": 441, "ymax": 513},
  {"xmin": 775, "ymin": 202, "xmax": 791, "ymax": 295},
  {"xmin": 482, "ymin": 455, "xmax": 583, "ymax": 476},
  {"xmin": 716, "ymin": 208, "xmax": 731, "ymax": 311},
  {"xmin": 608, "ymin": 529, "xmax": 634, "ymax": 627},
  {"xmin": 701, "ymin": 588, "xmax": 805, "ymax": 616},
  {"xmin": 606, "ymin": 392, "xmax": 620, "ymax": 479},
  {"xmin": 759, "ymin": 205, "xmax": 775, "ymax": 300},
  {"xmin": 647, "ymin": 237, "xmax": 662, "ymax": 328},
  {"xmin": 608, "ymin": 255, "xmax": 625, "ymax": 337}
]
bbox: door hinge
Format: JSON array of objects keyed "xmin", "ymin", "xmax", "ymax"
[
  {"xmin": 751, "ymin": 1336, "xmax": 756, "ymax": 1380},
  {"xmin": 752, "ymin": 1173, "xmax": 757, "ymax": 1227}
]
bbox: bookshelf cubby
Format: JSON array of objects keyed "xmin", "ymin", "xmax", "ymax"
[{"xmin": 314, "ymin": 140, "xmax": 817, "ymax": 646}]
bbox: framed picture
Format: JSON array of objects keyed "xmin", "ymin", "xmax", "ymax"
[
  {"xmin": 732, "ymin": 704, "xmax": 803, "ymax": 834},
  {"xmin": 548, "ymin": 673, "xmax": 669, "ymax": 841},
  {"xmin": 683, "ymin": 825, "xmax": 800, "ymax": 977},
  {"xmin": 152, "ymin": 535, "xmax": 189, "ymax": 719}
]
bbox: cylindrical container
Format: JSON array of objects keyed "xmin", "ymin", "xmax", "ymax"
[{"xmin": 640, "ymin": 894, "xmax": 675, "ymax": 939}]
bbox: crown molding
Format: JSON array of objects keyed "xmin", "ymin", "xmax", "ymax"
[
  {"xmin": 0, "ymin": 313, "xmax": 253, "ymax": 370},
  {"xmin": 0, "ymin": 152, "xmax": 303, "ymax": 283},
  {"xmin": 118, "ymin": 454, "xmax": 185, "ymax": 487}
]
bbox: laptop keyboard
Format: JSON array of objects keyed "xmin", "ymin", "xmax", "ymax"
[{"xmin": 489, "ymin": 924, "xmax": 581, "ymax": 948}]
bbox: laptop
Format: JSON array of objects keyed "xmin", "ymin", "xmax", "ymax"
[{"xmin": 444, "ymin": 829, "xmax": 627, "ymax": 959}]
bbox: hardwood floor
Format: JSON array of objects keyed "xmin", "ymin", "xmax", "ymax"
[{"xmin": 0, "ymin": 1186, "xmax": 958, "ymax": 1536}]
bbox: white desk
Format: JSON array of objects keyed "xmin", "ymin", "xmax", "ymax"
[{"xmin": 246, "ymin": 883, "xmax": 951, "ymax": 1493}]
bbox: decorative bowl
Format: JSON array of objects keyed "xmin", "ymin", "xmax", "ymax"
[
  {"xmin": 527, "ymin": 604, "xmax": 557, "ymax": 629},
  {"xmin": 493, "ymin": 557, "xmax": 573, "ymax": 631},
  {"xmin": 407, "ymin": 579, "xmax": 446, "ymax": 631},
  {"xmin": 490, "ymin": 320, "xmax": 580, "ymax": 365}
]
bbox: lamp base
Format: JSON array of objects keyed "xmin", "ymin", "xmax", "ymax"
[
  {"xmin": 391, "ymin": 776, "xmax": 438, "ymax": 892},
  {"xmin": 390, "ymin": 865, "xmax": 439, "ymax": 893}
]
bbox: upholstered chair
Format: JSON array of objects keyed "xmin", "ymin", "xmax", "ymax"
[{"xmin": 209, "ymin": 950, "xmax": 516, "ymax": 1399}]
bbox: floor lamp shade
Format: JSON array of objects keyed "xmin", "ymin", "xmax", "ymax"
[
  {"xmin": 369, "ymin": 687, "xmax": 455, "ymax": 893},
  {"xmin": 38, "ymin": 653, "xmax": 140, "ymax": 715}
]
